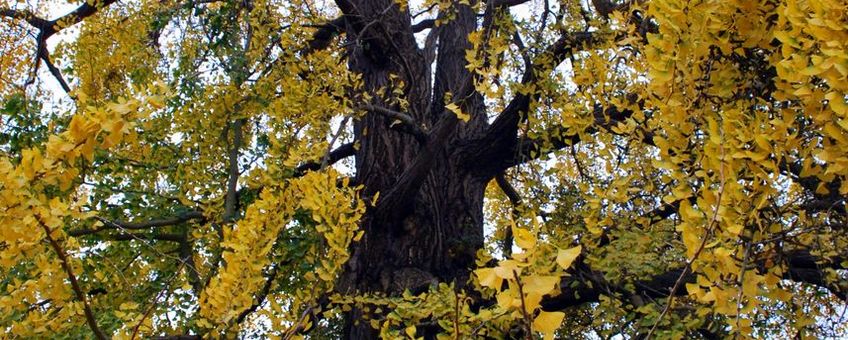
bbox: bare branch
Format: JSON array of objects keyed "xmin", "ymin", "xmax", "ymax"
[
  {"xmin": 462, "ymin": 92, "xmax": 647, "ymax": 176},
  {"xmin": 411, "ymin": 18, "xmax": 435, "ymax": 33},
  {"xmin": 38, "ymin": 44, "xmax": 72, "ymax": 94},
  {"xmin": 105, "ymin": 233, "xmax": 186, "ymax": 242},
  {"xmin": 495, "ymin": 174, "xmax": 521, "ymax": 257},
  {"xmin": 361, "ymin": 104, "xmax": 427, "ymax": 142},
  {"xmin": 293, "ymin": 142, "xmax": 357, "ymax": 176},
  {"xmin": 491, "ymin": 0, "xmax": 532, "ymax": 6},
  {"xmin": 68, "ymin": 212, "xmax": 205, "ymax": 237},
  {"xmin": 41, "ymin": 0, "xmax": 120, "ymax": 39},
  {"xmin": 0, "ymin": 8, "xmax": 51, "ymax": 30},
  {"xmin": 3, "ymin": 0, "xmax": 119, "ymax": 38},
  {"xmin": 131, "ymin": 265, "xmax": 180, "ymax": 340}
]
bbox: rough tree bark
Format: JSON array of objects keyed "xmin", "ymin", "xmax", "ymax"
[{"xmin": 335, "ymin": 1, "xmax": 492, "ymax": 338}]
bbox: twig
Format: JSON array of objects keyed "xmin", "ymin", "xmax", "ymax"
[
  {"xmin": 454, "ymin": 290, "xmax": 461, "ymax": 339},
  {"xmin": 734, "ymin": 241, "xmax": 752, "ymax": 337},
  {"xmin": 283, "ymin": 303, "xmax": 317, "ymax": 340},
  {"xmin": 36, "ymin": 215, "xmax": 107, "ymax": 340},
  {"xmin": 91, "ymin": 216, "xmax": 202, "ymax": 277},
  {"xmin": 69, "ymin": 212, "xmax": 205, "ymax": 237},
  {"xmin": 322, "ymin": 116, "xmax": 351, "ymax": 168},
  {"xmin": 513, "ymin": 270, "xmax": 532, "ymax": 339},
  {"xmin": 645, "ymin": 136, "xmax": 727, "ymax": 339},
  {"xmin": 131, "ymin": 263, "xmax": 182, "ymax": 340}
]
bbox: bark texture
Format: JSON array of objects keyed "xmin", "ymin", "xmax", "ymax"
[{"xmin": 336, "ymin": 1, "xmax": 491, "ymax": 338}]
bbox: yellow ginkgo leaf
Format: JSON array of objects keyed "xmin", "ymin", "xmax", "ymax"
[
  {"xmin": 494, "ymin": 260, "xmax": 521, "ymax": 279},
  {"xmin": 496, "ymin": 290, "xmax": 519, "ymax": 309},
  {"xmin": 119, "ymin": 302, "xmax": 138, "ymax": 310},
  {"xmin": 523, "ymin": 292, "xmax": 543, "ymax": 312},
  {"xmin": 475, "ymin": 268, "xmax": 502, "ymax": 289},
  {"xmin": 445, "ymin": 103, "xmax": 471, "ymax": 122},
  {"xmin": 532, "ymin": 310, "xmax": 565, "ymax": 340},
  {"xmin": 556, "ymin": 245, "xmax": 582, "ymax": 270},
  {"xmin": 513, "ymin": 226, "xmax": 536, "ymax": 249},
  {"xmin": 826, "ymin": 91, "xmax": 847, "ymax": 115},
  {"xmin": 523, "ymin": 275, "xmax": 559, "ymax": 297}
]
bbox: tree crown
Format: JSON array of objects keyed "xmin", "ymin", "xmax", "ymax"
[{"xmin": 0, "ymin": 0, "xmax": 846, "ymax": 338}]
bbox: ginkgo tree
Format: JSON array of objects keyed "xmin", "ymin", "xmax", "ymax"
[{"xmin": 1, "ymin": 0, "xmax": 846, "ymax": 338}]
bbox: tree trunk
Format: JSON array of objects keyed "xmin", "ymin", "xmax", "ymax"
[
  {"xmin": 335, "ymin": 1, "xmax": 488, "ymax": 338},
  {"xmin": 341, "ymin": 162, "xmax": 487, "ymax": 338}
]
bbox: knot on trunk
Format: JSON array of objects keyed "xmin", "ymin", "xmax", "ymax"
[{"xmin": 380, "ymin": 267, "xmax": 438, "ymax": 295}]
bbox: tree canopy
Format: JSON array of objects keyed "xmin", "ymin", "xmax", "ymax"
[{"xmin": 0, "ymin": 0, "xmax": 846, "ymax": 338}]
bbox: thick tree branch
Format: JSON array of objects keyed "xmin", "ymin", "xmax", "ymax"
[
  {"xmin": 490, "ymin": 0, "xmax": 532, "ymax": 6},
  {"xmin": 495, "ymin": 173, "xmax": 521, "ymax": 257},
  {"xmin": 491, "ymin": 31, "xmax": 600, "ymax": 130},
  {"xmin": 782, "ymin": 251, "xmax": 847, "ymax": 301},
  {"xmin": 293, "ymin": 142, "xmax": 356, "ymax": 176},
  {"xmin": 541, "ymin": 250, "xmax": 846, "ymax": 311},
  {"xmin": 3, "ymin": 0, "xmax": 119, "ymax": 38},
  {"xmin": 543, "ymin": 188, "xmax": 845, "ymax": 311},
  {"xmin": 303, "ymin": 16, "xmax": 346, "ymax": 54},
  {"xmin": 249, "ymin": 14, "xmax": 348, "ymax": 80},
  {"xmin": 463, "ymin": 91, "xmax": 644, "ymax": 177},
  {"xmin": 179, "ymin": 237, "xmax": 204, "ymax": 293},
  {"xmin": 410, "ymin": 18, "xmax": 435, "ymax": 33},
  {"xmin": 372, "ymin": 110, "xmax": 461, "ymax": 231},
  {"xmin": 508, "ymin": 102, "xmax": 652, "ymax": 168},
  {"xmin": 421, "ymin": 24, "xmax": 439, "ymax": 67},
  {"xmin": 39, "ymin": 50, "xmax": 72, "ymax": 94},
  {"xmin": 367, "ymin": 0, "xmax": 521, "ymax": 231},
  {"xmin": 455, "ymin": 31, "xmax": 600, "ymax": 177},
  {"xmin": 361, "ymin": 104, "xmax": 427, "ymax": 142},
  {"xmin": 495, "ymin": 174, "xmax": 522, "ymax": 207},
  {"xmin": 41, "ymin": 0, "xmax": 119, "ymax": 39},
  {"xmin": 0, "ymin": 8, "xmax": 52, "ymax": 30},
  {"xmin": 224, "ymin": 118, "xmax": 245, "ymax": 222},
  {"xmin": 779, "ymin": 160, "xmax": 845, "ymax": 214},
  {"xmin": 334, "ymin": 0, "xmax": 420, "ymax": 70},
  {"xmin": 334, "ymin": 0, "xmax": 355, "ymax": 17}
]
